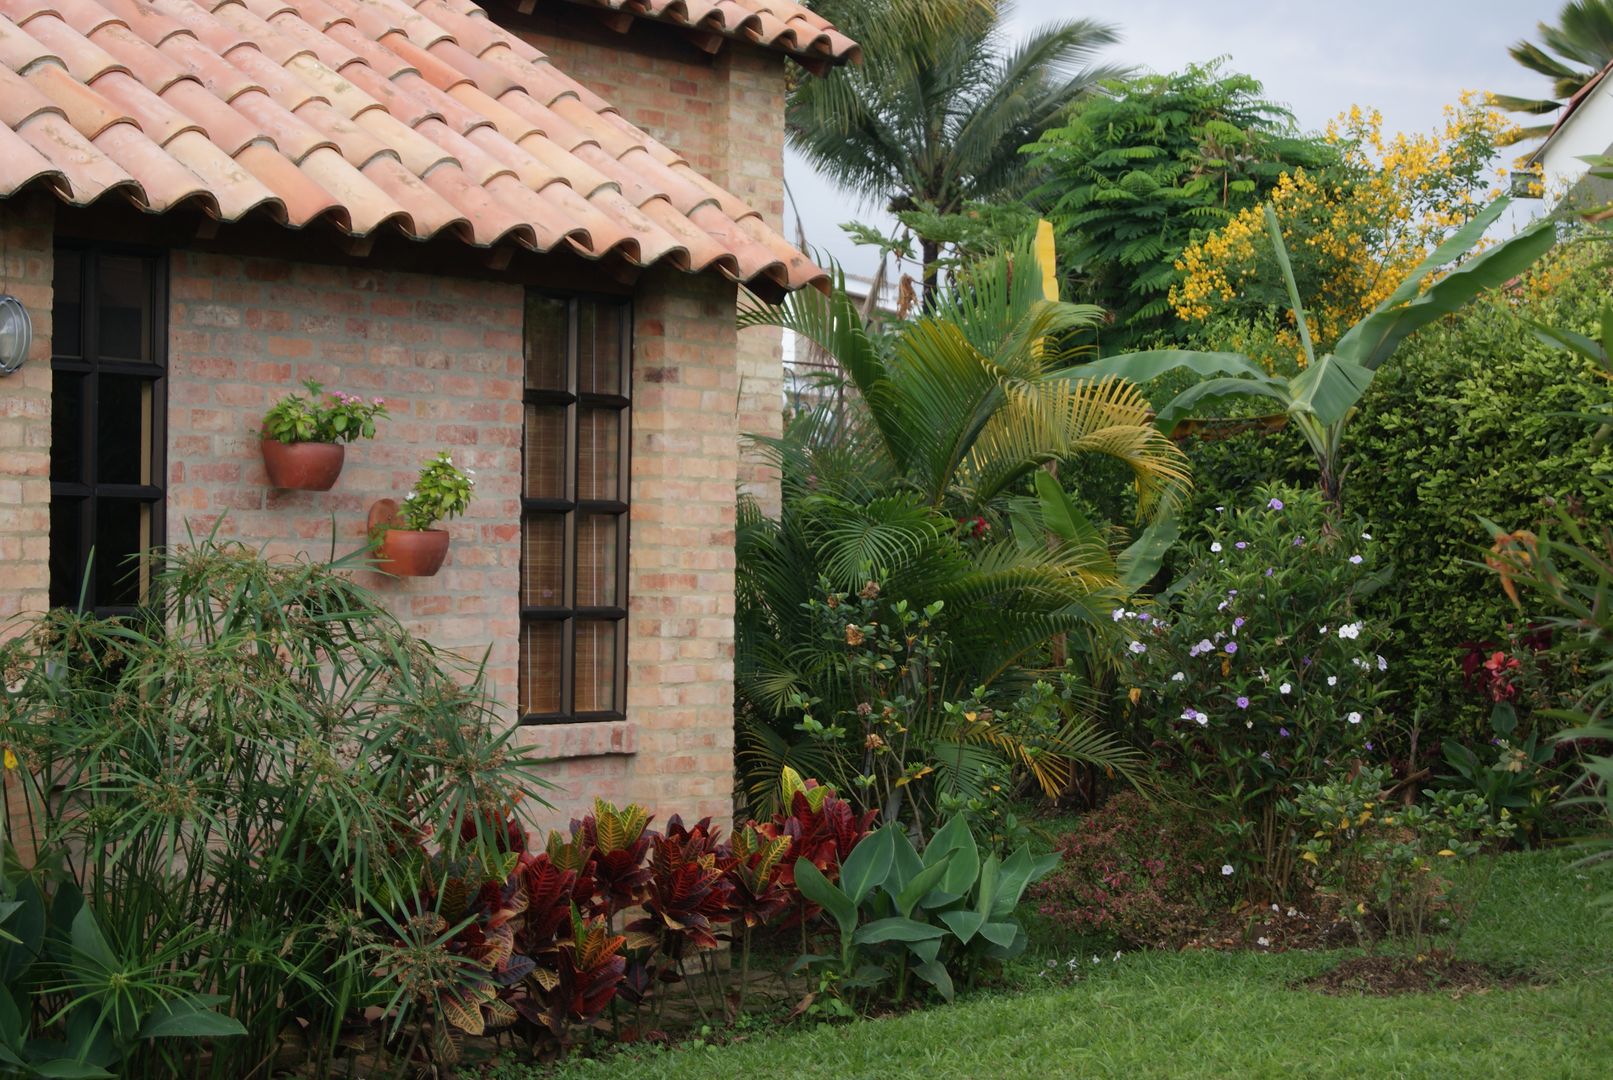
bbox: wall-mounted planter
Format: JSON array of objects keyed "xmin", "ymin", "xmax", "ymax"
[
  {"xmin": 368, "ymin": 498, "xmax": 449, "ymax": 577},
  {"xmin": 262, "ymin": 439, "xmax": 345, "ymax": 491}
]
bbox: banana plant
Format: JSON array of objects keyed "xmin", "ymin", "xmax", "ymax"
[{"xmin": 1066, "ymin": 197, "xmax": 1557, "ymax": 503}]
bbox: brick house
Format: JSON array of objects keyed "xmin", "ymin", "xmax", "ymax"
[{"xmin": 0, "ymin": 0, "xmax": 854, "ymax": 828}]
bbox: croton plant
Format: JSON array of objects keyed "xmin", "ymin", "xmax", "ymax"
[{"xmin": 381, "ymin": 771, "xmax": 877, "ymax": 1066}]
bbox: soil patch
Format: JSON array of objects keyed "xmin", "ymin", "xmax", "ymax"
[
  {"xmin": 1301, "ymin": 953, "xmax": 1532, "ymax": 996},
  {"xmin": 1181, "ymin": 895, "xmax": 1356, "ymax": 953}
]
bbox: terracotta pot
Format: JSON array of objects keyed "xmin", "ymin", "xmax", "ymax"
[
  {"xmin": 368, "ymin": 498, "xmax": 450, "ymax": 577},
  {"xmin": 261, "ymin": 438, "xmax": 345, "ymax": 491}
]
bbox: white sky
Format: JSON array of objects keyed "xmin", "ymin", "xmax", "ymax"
[{"xmin": 785, "ymin": 0, "xmax": 1558, "ymax": 276}]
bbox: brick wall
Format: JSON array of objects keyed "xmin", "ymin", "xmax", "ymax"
[
  {"xmin": 0, "ymin": 195, "xmax": 54, "ymax": 634},
  {"xmin": 518, "ymin": 21, "xmax": 787, "ymax": 516},
  {"xmin": 165, "ymin": 251, "xmax": 527, "ymax": 700},
  {"xmin": 166, "ymin": 251, "xmax": 739, "ymax": 830}
]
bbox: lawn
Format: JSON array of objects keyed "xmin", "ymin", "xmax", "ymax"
[{"xmin": 547, "ymin": 850, "xmax": 1610, "ymax": 1080}]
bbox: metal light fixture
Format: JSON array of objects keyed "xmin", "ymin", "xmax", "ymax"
[{"xmin": 0, "ymin": 295, "xmax": 31, "ymax": 375}]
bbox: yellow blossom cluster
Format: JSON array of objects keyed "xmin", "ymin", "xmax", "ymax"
[{"xmin": 1170, "ymin": 93, "xmax": 1521, "ymax": 369}]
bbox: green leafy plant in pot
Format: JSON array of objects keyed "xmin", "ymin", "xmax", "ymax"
[
  {"xmin": 259, "ymin": 379, "xmax": 388, "ymax": 490},
  {"xmin": 369, "ymin": 451, "xmax": 475, "ymax": 577}
]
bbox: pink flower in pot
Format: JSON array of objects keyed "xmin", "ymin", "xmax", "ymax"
[{"xmin": 260, "ymin": 380, "xmax": 388, "ymax": 490}]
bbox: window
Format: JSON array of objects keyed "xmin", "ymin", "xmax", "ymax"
[
  {"xmin": 49, "ymin": 247, "xmax": 167, "ymax": 615},
  {"xmin": 520, "ymin": 294, "xmax": 631, "ymax": 722}
]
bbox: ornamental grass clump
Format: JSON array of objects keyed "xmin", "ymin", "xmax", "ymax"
[
  {"xmin": 1121, "ymin": 484, "xmax": 1390, "ymax": 897},
  {"xmin": 0, "ymin": 536, "xmax": 551, "ymax": 1078}
]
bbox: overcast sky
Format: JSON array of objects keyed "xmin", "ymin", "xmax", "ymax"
[{"xmin": 785, "ymin": 0, "xmax": 1555, "ymax": 277}]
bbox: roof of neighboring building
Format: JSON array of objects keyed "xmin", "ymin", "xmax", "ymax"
[
  {"xmin": 0, "ymin": 0, "xmax": 826, "ymax": 293},
  {"xmin": 540, "ymin": 0, "xmax": 858, "ymax": 69},
  {"xmin": 1527, "ymin": 59, "xmax": 1613, "ymax": 166}
]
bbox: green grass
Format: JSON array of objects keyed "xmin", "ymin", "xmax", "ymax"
[{"xmin": 547, "ymin": 851, "xmax": 1610, "ymax": 1080}]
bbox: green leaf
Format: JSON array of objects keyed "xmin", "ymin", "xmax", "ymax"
[
  {"xmin": 1155, "ymin": 376, "xmax": 1290, "ymax": 432},
  {"xmin": 895, "ymin": 856, "xmax": 955, "ymax": 919},
  {"xmin": 1285, "ymin": 352, "xmax": 1375, "ymax": 427},
  {"xmin": 838, "ymin": 825, "xmax": 894, "ymax": 905},
  {"xmin": 938, "ymin": 908, "xmax": 984, "ymax": 944},
  {"xmin": 978, "ymin": 920, "xmax": 1020, "ymax": 948},
  {"xmin": 0, "ymin": 879, "xmax": 44, "ymax": 983},
  {"xmin": 1334, "ymin": 205, "xmax": 1555, "ymax": 371},
  {"xmin": 68, "ymin": 907, "xmax": 114, "ymax": 974},
  {"xmin": 923, "ymin": 815, "xmax": 980, "ymax": 898},
  {"xmin": 1056, "ymin": 350, "xmax": 1269, "ymax": 386},
  {"xmin": 852, "ymin": 917, "xmax": 946, "ymax": 945},
  {"xmin": 974, "ymin": 854, "xmax": 1000, "ymax": 918},
  {"xmin": 907, "ymin": 938, "xmax": 942, "ymax": 966},
  {"xmin": 0, "ymin": 987, "xmax": 22, "ymax": 1046},
  {"xmin": 1264, "ymin": 203, "xmax": 1315, "ymax": 368},
  {"xmin": 1117, "ymin": 509, "xmax": 1181, "ymax": 590},
  {"xmin": 137, "ymin": 998, "xmax": 247, "ymax": 1040},
  {"xmin": 27, "ymin": 1061, "xmax": 115, "ymax": 1079},
  {"xmin": 987, "ymin": 846, "xmax": 1036, "ymax": 920},
  {"xmin": 912, "ymin": 958, "xmax": 955, "ymax": 1002},
  {"xmin": 794, "ymin": 858, "xmax": 858, "ymax": 940},
  {"xmin": 887, "ymin": 827, "xmax": 924, "ymax": 897}
]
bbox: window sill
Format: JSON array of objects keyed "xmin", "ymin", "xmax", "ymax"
[{"xmin": 515, "ymin": 720, "xmax": 637, "ymax": 761}]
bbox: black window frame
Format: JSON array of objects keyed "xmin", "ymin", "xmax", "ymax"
[
  {"xmin": 49, "ymin": 244, "xmax": 168, "ymax": 617},
  {"xmin": 519, "ymin": 292, "xmax": 632, "ymax": 724}
]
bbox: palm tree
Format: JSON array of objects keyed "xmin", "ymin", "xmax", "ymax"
[
  {"xmin": 1493, "ymin": 0, "xmax": 1613, "ymax": 142},
  {"xmin": 734, "ymin": 237, "xmax": 1185, "ymax": 816},
  {"xmin": 792, "ymin": 0, "xmax": 1129, "ymax": 297}
]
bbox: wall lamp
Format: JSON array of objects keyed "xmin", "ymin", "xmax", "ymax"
[{"xmin": 0, "ymin": 295, "xmax": 32, "ymax": 375}]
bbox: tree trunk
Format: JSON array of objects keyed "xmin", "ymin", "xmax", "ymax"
[{"xmin": 920, "ymin": 236, "xmax": 941, "ymax": 312}]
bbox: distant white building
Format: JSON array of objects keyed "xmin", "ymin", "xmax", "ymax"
[{"xmin": 1526, "ymin": 60, "xmax": 1613, "ymax": 212}]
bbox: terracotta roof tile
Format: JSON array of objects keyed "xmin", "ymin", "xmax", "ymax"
[
  {"xmin": 538, "ymin": 0, "xmax": 858, "ymax": 67},
  {"xmin": 0, "ymin": 0, "xmax": 824, "ymax": 292}
]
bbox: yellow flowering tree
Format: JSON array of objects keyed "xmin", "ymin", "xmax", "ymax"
[{"xmin": 1170, "ymin": 94, "xmax": 1521, "ymax": 370}]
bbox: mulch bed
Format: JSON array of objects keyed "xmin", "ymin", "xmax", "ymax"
[
  {"xmin": 1181, "ymin": 895, "xmax": 1357, "ymax": 953},
  {"xmin": 1301, "ymin": 953, "xmax": 1533, "ymax": 996}
]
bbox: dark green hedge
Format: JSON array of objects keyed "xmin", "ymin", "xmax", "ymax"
[{"xmin": 1179, "ymin": 250, "xmax": 1613, "ymax": 743}]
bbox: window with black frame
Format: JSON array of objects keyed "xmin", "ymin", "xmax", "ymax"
[
  {"xmin": 520, "ymin": 294, "xmax": 631, "ymax": 723},
  {"xmin": 49, "ymin": 247, "xmax": 166, "ymax": 615}
]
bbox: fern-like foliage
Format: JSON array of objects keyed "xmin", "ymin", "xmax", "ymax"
[{"xmin": 736, "ymin": 238, "xmax": 1185, "ymax": 809}]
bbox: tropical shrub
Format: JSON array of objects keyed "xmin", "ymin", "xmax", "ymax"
[
  {"xmin": 1482, "ymin": 285, "xmax": 1613, "ymax": 899},
  {"xmin": 737, "ymin": 239, "xmax": 1185, "ymax": 821},
  {"xmin": 1170, "ymin": 95, "xmax": 1518, "ymax": 370},
  {"xmin": 1026, "ymin": 60, "xmax": 1335, "ymax": 344},
  {"xmin": 781, "ymin": 577, "xmax": 1143, "ymax": 839},
  {"xmin": 1290, "ymin": 767, "xmax": 1515, "ymax": 950},
  {"xmin": 1121, "ymin": 484, "xmax": 1390, "ymax": 896},
  {"xmin": 0, "ymin": 539, "xmax": 550, "ymax": 1077},
  {"xmin": 0, "ymin": 852, "xmax": 245, "ymax": 1077},
  {"xmin": 1077, "ymin": 196, "xmax": 1555, "ymax": 503},
  {"xmin": 1169, "ymin": 247, "xmax": 1613, "ymax": 749},
  {"xmin": 1030, "ymin": 792, "xmax": 1230, "ymax": 948},
  {"xmin": 791, "ymin": 814, "xmax": 1060, "ymax": 1007}
]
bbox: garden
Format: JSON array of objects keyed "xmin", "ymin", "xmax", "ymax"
[{"xmin": 4, "ymin": 0, "xmax": 1613, "ymax": 1077}]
